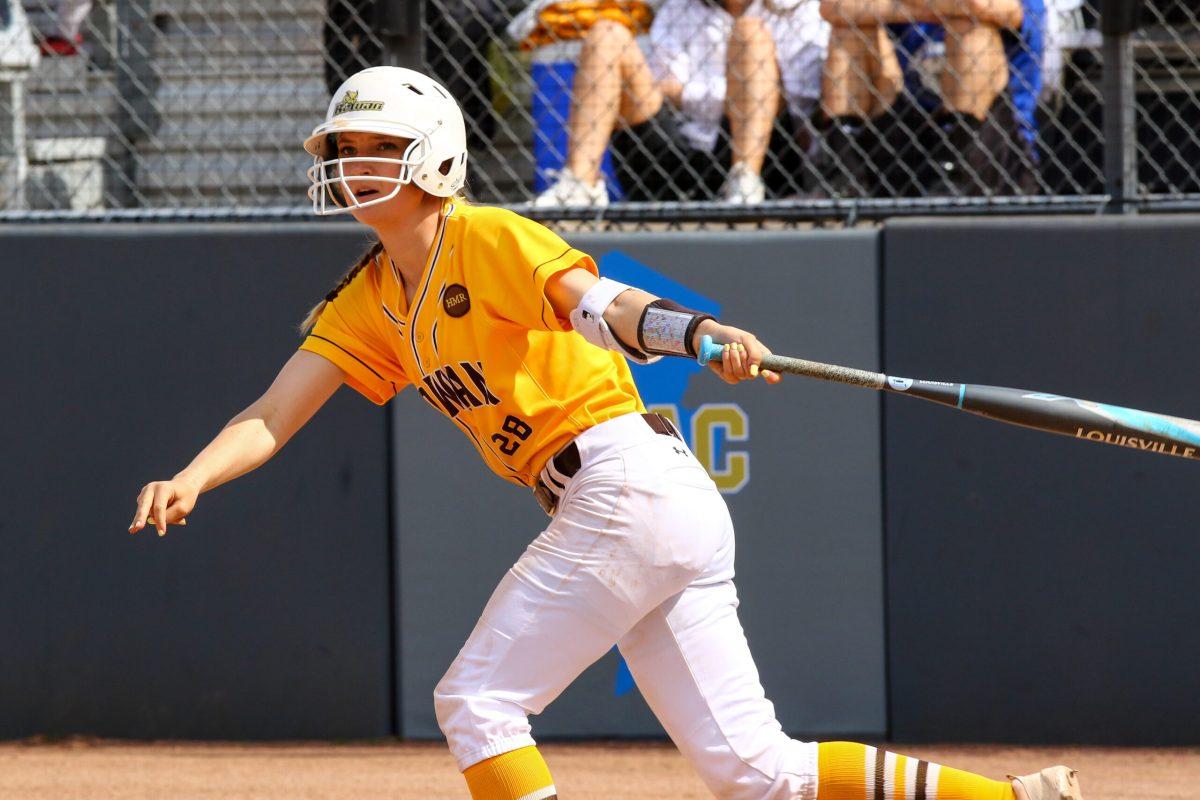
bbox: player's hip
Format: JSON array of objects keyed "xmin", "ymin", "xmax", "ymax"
[
  {"xmin": 534, "ymin": 411, "xmax": 711, "ymax": 515},
  {"xmin": 531, "ymin": 412, "xmax": 733, "ymax": 574},
  {"xmin": 523, "ymin": 442, "xmax": 734, "ymax": 603}
]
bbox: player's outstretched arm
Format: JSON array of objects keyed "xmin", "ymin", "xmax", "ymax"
[
  {"xmin": 545, "ymin": 267, "xmax": 780, "ymax": 384},
  {"xmin": 129, "ymin": 350, "xmax": 347, "ymax": 536}
]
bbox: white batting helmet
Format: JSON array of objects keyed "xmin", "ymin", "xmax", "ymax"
[{"xmin": 304, "ymin": 66, "xmax": 468, "ymax": 214}]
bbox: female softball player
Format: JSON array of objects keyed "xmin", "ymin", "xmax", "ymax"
[{"xmin": 130, "ymin": 66, "xmax": 1082, "ymax": 800}]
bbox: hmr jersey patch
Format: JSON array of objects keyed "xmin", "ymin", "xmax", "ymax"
[{"xmin": 442, "ymin": 284, "xmax": 470, "ymax": 317}]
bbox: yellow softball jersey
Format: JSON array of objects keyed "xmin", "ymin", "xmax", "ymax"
[{"xmin": 300, "ymin": 200, "xmax": 645, "ymax": 486}]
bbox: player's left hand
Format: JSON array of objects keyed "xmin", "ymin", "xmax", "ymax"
[{"xmin": 693, "ymin": 321, "xmax": 782, "ymax": 385}]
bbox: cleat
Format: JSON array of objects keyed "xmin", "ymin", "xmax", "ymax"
[{"xmin": 1009, "ymin": 766, "xmax": 1082, "ymax": 800}]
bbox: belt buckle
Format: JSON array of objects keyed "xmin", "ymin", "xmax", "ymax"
[{"xmin": 533, "ymin": 481, "xmax": 557, "ymax": 516}]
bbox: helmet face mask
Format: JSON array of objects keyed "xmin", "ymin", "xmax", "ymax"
[
  {"xmin": 308, "ymin": 131, "xmax": 428, "ymax": 214},
  {"xmin": 305, "ymin": 67, "xmax": 468, "ymax": 215}
]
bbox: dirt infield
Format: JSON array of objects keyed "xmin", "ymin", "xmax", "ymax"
[{"xmin": 1, "ymin": 739, "xmax": 1197, "ymax": 799}]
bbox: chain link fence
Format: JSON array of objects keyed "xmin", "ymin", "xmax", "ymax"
[
  {"xmin": 1131, "ymin": 1, "xmax": 1200, "ymax": 201},
  {"xmin": 0, "ymin": 0, "xmax": 1195, "ymax": 221}
]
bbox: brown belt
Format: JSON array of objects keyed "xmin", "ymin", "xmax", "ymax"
[{"xmin": 533, "ymin": 413, "xmax": 683, "ymax": 516}]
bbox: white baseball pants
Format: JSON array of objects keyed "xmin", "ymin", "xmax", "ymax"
[{"xmin": 434, "ymin": 413, "xmax": 818, "ymax": 800}]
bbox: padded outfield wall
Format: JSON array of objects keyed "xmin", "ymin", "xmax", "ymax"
[
  {"xmin": 882, "ymin": 216, "xmax": 1200, "ymax": 745},
  {"xmin": 0, "ymin": 225, "xmax": 394, "ymax": 740},
  {"xmin": 2, "ymin": 217, "xmax": 1197, "ymax": 744}
]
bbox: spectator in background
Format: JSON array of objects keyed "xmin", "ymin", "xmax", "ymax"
[
  {"xmin": 36, "ymin": 0, "xmax": 93, "ymax": 56},
  {"xmin": 748, "ymin": 0, "xmax": 830, "ymax": 198},
  {"xmin": 325, "ymin": 0, "xmax": 504, "ymax": 148},
  {"xmin": 1040, "ymin": 0, "xmax": 1084, "ymax": 101},
  {"xmin": 813, "ymin": 0, "xmax": 1043, "ymax": 197},
  {"xmin": 425, "ymin": 0, "xmax": 508, "ymax": 149},
  {"xmin": 530, "ymin": 0, "xmax": 828, "ymax": 207},
  {"xmin": 324, "ymin": 0, "xmax": 382, "ymax": 97}
]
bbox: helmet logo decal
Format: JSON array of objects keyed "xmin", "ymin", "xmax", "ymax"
[{"xmin": 334, "ymin": 90, "xmax": 385, "ymax": 115}]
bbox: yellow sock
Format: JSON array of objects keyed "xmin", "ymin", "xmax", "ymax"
[
  {"xmin": 818, "ymin": 742, "xmax": 1014, "ymax": 800},
  {"xmin": 462, "ymin": 745, "xmax": 556, "ymax": 800}
]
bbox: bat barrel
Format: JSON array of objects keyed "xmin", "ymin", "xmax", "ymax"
[{"xmin": 894, "ymin": 380, "xmax": 1200, "ymax": 462}]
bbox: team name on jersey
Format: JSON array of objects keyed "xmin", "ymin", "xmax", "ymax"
[{"xmin": 418, "ymin": 361, "xmax": 501, "ymax": 418}]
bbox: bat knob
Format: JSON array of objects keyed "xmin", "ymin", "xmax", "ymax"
[{"xmin": 697, "ymin": 334, "xmax": 725, "ymax": 365}]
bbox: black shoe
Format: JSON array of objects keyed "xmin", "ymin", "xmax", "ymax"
[
  {"xmin": 809, "ymin": 115, "xmax": 877, "ymax": 199},
  {"xmin": 920, "ymin": 110, "xmax": 991, "ymax": 197}
]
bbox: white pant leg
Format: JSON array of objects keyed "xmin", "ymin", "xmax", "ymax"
[
  {"xmin": 617, "ymin": 568, "xmax": 818, "ymax": 800},
  {"xmin": 435, "ymin": 428, "xmax": 732, "ymax": 771}
]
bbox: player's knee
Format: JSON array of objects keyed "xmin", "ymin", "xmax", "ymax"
[
  {"xmin": 432, "ymin": 678, "xmax": 459, "ymax": 736},
  {"xmin": 433, "ymin": 673, "xmax": 530, "ymax": 744},
  {"xmin": 433, "ymin": 672, "xmax": 480, "ymax": 737}
]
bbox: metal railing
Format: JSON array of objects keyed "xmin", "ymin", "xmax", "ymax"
[{"xmin": 0, "ymin": 0, "xmax": 1194, "ymax": 222}]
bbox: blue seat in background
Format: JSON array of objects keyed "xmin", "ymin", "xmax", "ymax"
[{"xmin": 530, "ymin": 43, "xmax": 623, "ymax": 199}]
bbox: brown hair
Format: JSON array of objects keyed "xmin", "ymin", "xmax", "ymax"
[{"xmin": 299, "ymin": 241, "xmax": 384, "ymax": 335}]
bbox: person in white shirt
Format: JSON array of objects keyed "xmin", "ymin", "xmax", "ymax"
[
  {"xmin": 533, "ymin": 0, "xmax": 829, "ymax": 207},
  {"xmin": 1040, "ymin": 0, "xmax": 1084, "ymax": 101}
]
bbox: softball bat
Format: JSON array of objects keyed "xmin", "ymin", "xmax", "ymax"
[{"xmin": 697, "ymin": 335, "xmax": 1200, "ymax": 462}]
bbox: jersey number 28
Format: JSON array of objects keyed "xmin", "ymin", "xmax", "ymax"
[{"xmin": 491, "ymin": 415, "xmax": 533, "ymax": 456}]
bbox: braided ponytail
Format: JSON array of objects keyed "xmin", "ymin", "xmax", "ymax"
[{"xmin": 299, "ymin": 241, "xmax": 384, "ymax": 335}]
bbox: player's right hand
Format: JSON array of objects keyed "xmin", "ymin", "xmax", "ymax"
[{"xmin": 130, "ymin": 477, "xmax": 200, "ymax": 537}]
